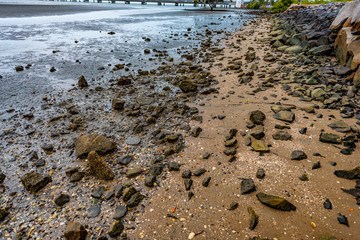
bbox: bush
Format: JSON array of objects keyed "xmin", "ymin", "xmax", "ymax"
[{"xmin": 270, "ymin": 0, "xmax": 294, "ymax": 12}]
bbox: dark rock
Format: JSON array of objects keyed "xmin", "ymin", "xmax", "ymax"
[
  {"xmin": 0, "ymin": 171, "xmax": 5, "ymax": 184},
  {"xmin": 273, "ymin": 111, "xmax": 295, "ymax": 123},
  {"xmin": 291, "ymin": 150, "xmax": 307, "ymax": 160},
  {"xmin": 118, "ymin": 155, "xmax": 133, "ymax": 165},
  {"xmin": 144, "ymin": 175, "xmax": 156, "ymax": 187},
  {"xmin": 256, "ymin": 192, "xmax": 296, "ymax": 211},
  {"xmin": 251, "ymin": 130, "xmax": 265, "ymax": 140},
  {"xmin": 105, "ymin": 190, "xmax": 114, "ymax": 200},
  {"xmin": 319, "ymin": 132, "xmax": 341, "ymax": 144},
  {"xmin": 256, "ymin": 168, "xmax": 265, "ymax": 179},
  {"xmin": 75, "ymin": 134, "xmax": 116, "ymax": 158},
  {"xmin": 179, "ymin": 80, "xmax": 197, "ymax": 92},
  {"xmin": 334, "ymin": 166, "xmax": 360, "ymax": 179},
  {"xmin": 249, "ymin": 110, "xmax": 266, "ymax": 125},
  {"xmin": 112, "ymin": 98, "xmax": 125, "ymax": 111},
  {"xmin": 70, "ymin": 172, "xmax": 85, "ymax": 182},
  {"xmin": 87, "ymin": 151, "xmax": 114, "ymax": 180},
  {"xmin": 323, "ymin": 198, "xmax": 332, "ymax": 209},
  {"xmin": 224, "ymin": 148, "xmax": 237, "ymax": 155},
  {"xmin": 248, "ymin": 207, "xmax": 259, "ymax": 230},
  {"xmin": 337, "ymin": 213, "xmax": 349, "ymax": 227},
  {"xmin": 127, "ymin": 192, "xmax": 144, "ymax": 208},
  {"xmin": 114, "ymin": 184, "xmax": 124, "ymax": 198},
  {"xmin": 117, "ymin": 76, "xmax": 131, "ymax": 85},
  {"xmin": 87, "ymin": 204, "xmax": 101, "ymax": 218},
  {"xmin": 182, "ymin": 170, "xmax": 192, "ymax": 179},
  {"xmin": 15, "ymin": 66, "xmax": 24, "ymax": 72},
  {"xmin": 149, "ymin": 164, "xmax": 163, "ymax": 176},
  {"xmin": 91, "ymin": 186, "xmax": 105, "ymax": 199},
  {"xmin": 55, "ymin": 193, "xmax": 70, "ymax": 206},
  {"xmin": 20, "ymin": 171, "xmax": 51, "ymax": 192},
  {"xmin": 299, "ymin": 173, "xmax": 309, "ymax": 181},
  {"xmin": 194, "ymin": 168, "xmax": 206, "ymax": 176},
  {"xmin": 202, "ymin": 152, "xmax": 211, "ymax": 159},
  {"xmin": 188, "ymin": 191, "xmax": 194, "ymax": 200},
  {"xmin": 299, "ymin": 127, "xmax": 307, "ymax": 134},
  {"xmin": 108, "ymin": 220, "xmax": 124, "ymax": 237},
  {"xmin": 190, "ymin": 127, "xmax": 202, "ymax": 137},
  {"xmin": 0, "ymin": 208, "xmax": 9, "ymax": 222},
  {"xmin": 168, "ymin": 162, "xmax": 180, "ymax": 171},
  {"xmin": 184, "ymin": 179, "xmax": 193, "ymax": 190},
  {"xmin": 241, "ymin": 179, "xmax": 256, "ymax": 194},
  {"xmin": 113, "ymin": 205, "xmax": 127, "ymax": 219},
  {"xmin": 228, "ymin": 202, "xmax": 238, "ymax": 210},
  {"xmin": 225, "ymin": 138, "xmax": 237, "ymax": 147},
  {"xmin": 34, "ymin": 158, "xmax": 45, "ymax": 167},
  {"xmin": 202, "ymin": 177, "xmax": 211, "ymax": 187},
  {"xmin": 272, "ymin": 131, "xmax": 292, "ymax": 140},
  {"xmin": 126, "ymin": 168, "xmax": 142, "ymax": 178},
  {"xmin": 312, "ymin": 161, "xmax": 321, "ymax": 169},
  {"xmin": 123, "ymin": 186, "xmax": 137, "ymax": 201},
  {"xmin": 64, "ymin": 221, "xmax": 87, "ymax": 240},
  {"xmin": 78, "ymin": 75, "xmax": 88, "ymax": 88},
  {"xmin": 245, "ymin": 136, "xmax": 252, "ymax": 146}
]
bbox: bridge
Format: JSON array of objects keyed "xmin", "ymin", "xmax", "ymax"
[{"xmin": 49, "ymin": 0, "xmax": 235, "ymax": 8}]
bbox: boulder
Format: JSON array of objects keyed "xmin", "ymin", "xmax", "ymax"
[
  {"xmin": 256, "ymin": 192, "xmax": 296, "ymax": 211},
  {"xmin": 319, "ymin": 132, "xmax": 341, "ymax": 144},
  {"xmin": 273, "ymin": 111, "xmax": 295, "ymax": 123},
  {"xmin": 64, "ymin": 221, "xmax": 87, "ymax": 240},
  {"xmin": 249, "ymin": 110, "xmax": 266, "ymax": 125},
  {"xmin": 20, "ymin": 171, "xmax": 51, "ymax": 192},
  {"xmin": 291, "ymin": 150, "xmax": 307, "ymax": 160},
  {"xmin": 87, "ymin": 151, "xmax": 115, "ymax": 180},
  {"xmin": 75, "ymin": 134, "xmax": 116, "ymax": 158},
  {"xmin": 334, "ymin": 166, "xmax": 360, "ymax": 179},
  {"xmin": 330, "ymin": 0, "xmax": 360, "ymax": 30},
  {"xmin": 251, "ymin": 140, "xmax": 270, "ymax": 153}
]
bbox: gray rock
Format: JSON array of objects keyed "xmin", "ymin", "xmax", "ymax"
[
  {"xmin": 149, "ymin": 164, "xmax": 163, "ymax": 176},
  {"xmin": 249, "ymin": 110, "xmax": 266, "ymax": 125},
  {"xmin": 291, "ymin": 150, "xmax": 307, "ymax": 160},
  {"xmin": 256, "ymin": 168, "xmax": 265, "ymax": 179},
  {"xmin": 20, "ymin": 171, "xmax": 51, "ymax": 192},
  {"xmin": 123, "ymin": 186, "xmax": 137, "ymax": 201},
  {"xmin": 256, "ymin": 192, "xmax": 296, "ymax": 211},
  {"xmin": 228, "ymin": 202, "xmax": 238, "ymax": 210},
  {"xmin": 136, "ymin": 94, "xmax": 154, "ymax": 106},
  {"xmin": 245, "ymin": 136, "xmax": 252, "ymax": 146},
  {"xmin": 70, "ymin": 172, "xmax": 84, "ymax": 182},
  {"xmin": 334, "ymin": 166, "xmax": 360, "ymax": 179},
  {"xmin": 182, "ymin": 170, "xmax": 192, "ymax": 178},
  {"xmin": 202, "ymin": 177, "xmax": 211, "ymax": 187},
  {"xmin": 55, "ymin": 194, "xmax": 70, "ymax": 206},
  {"xmin": 127, "ymin": 192, "xmax": 144, "ymax": 208},
  {"xmin": 190, "ymin": 127, "xmax": 202, "ymax": 137},
  {"xmin": 75, "ymin": 134, "xmax": 116, "ymax": 158},
  {"xmin": 224, "ymin": 148, "xmax": 237, "ymax": 155},
  {"xmin": 194, "ymin": 168, "xmax": 206, "ymax": 176},
  {"xmin": 113, "ymin": 205, "xmax": 127, "ymax": 219},
  {"xmin": 125, "ymin": 136, "xmax": 141, "ymax": 145},
  {"xmin": 91, "ymin": 186, "xmax": 105, "ymax": 199},
  {"xmin": 241, "ymin": 179, "xmax": 256, "ymax": 194},
  {"xmin": 168, "ymin": 162, "xmax": 180, "ymax": 171},
  {"xmin": 87, "ymin": 204, "xmax": 101, "ymax": 218},
  {"xmin": 319, "ymin": 132, "xmax": 341, "ymax": 144},
  {"xmin": 184, "ymin": 179, "xmax": 193, "ymax": 190},
  {"xmin": 144, "ymin": 175, "xmax": 156, "ymax": 187},
  {"xmin": 126, "ymin": 168, "xmax": 142, "ymax": 178},
  {"xmin": 118, "ymin": 155, "xmax": 133, "ymax": 165},
  {"xmin": 274, "ymin": 111, "xmax": 295, "ymax": 123},
  {"xmin": 272, "ymin": 131, "xmax": 292, "ymax": 140}
]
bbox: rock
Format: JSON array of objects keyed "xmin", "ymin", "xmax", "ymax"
[
  {"xmin": 179, "ymin": 80, "xmax": 197, "ymax": 92},
  {"xmin": 228, "ymin": 202, "xmax": 238, "ymax": 210},
  {"xmin": 87, "ymin": 151, "xmax": 115, "ymax": 180},
  {"xmin": 117, "ymin": 76, "xmax": 131, "ymax": 85},
  {"xmin": 78, "ymin": 75, "xmax": 88, "ymax": 88},
  {"xmin": 123, "ymin": 186, "xmax": 137, "ymax": 201},
  {"xmin": 108, "ymin": 220, "xmax": 124, "ymax": 237},
  {"xmin": 112, "ymin": 98, "xmax": 125, "ymax": 110},
  {"xmin": 241, "ymin": 179, "xmax": 256, "ymax": 194},
  {"xmin": 225, "ymin": 138, "xmax": 237, "ymax": 147},
  {"xmin": 0, "ymin": 208, "xmax": 9, "ymax": 222},
  {"xmin": 249, "ymin": 110, "xmax": 266, "ymax": 125},
  {"xmin": 0, "ymin": 171, "xmax": 6, "ymax": 184},
  {"xmin": 224, "ymin": 148, "xmax": 236, "ymax": 156},
  {"xmin": 91, "ymin": 186, "xmax": 105, "ymax": 198},
  {"xmin": 291, "ymin": 150, "xmax": 307, "ymax": 160},
  {"xmin": 126, "ymin": 168, "xmax": 142, "ymax": 178},
  {"xmin": 184, "ymin": 179, "xmax": 193, "ymax": 190},
  {"xmin": 194, "ymin": 168, "xmax": 206, "ymax": 176},
  {"xmin": 334, "ymin": 166, "xmax": 360, "ymax": 179},
  {"xmin": 284, "ymin": 45, "xmax": 302, "ymax": 54},
  {"xmin": 149, "ymin": 164, "xmax": 163, "ymax": 176},
  {"xmin": 312, "ymin": 161, "xmax": 321, "ymax": 170},
  {"xmin": 245, "ymin": 136, "xmax": 252, "ymax": 146},
  {"xmin": 114, "ymin": 184, "xmax": 124, "ymax": 198},
  {"xmin": 20, "ymin": 171, "xmax": 51, "ymax": 192},
  {"xmin": 64, "ymin": 221, "xmax": 87, "ymax": 240},
  {"xmin": 127, "ymin": 192, "xmax": 144, "ymax": 208},
  {"xmin": 75, "ymin": 134, "xmax": 116, "ymax": 158},
  {"xmin": 311, "ymin": 88, "xmax": 326, "ymax": 99},
  {"xmin": 248, "ymin": 207, "xmax": 259, "ymax": 230},
  {"xmin": 166, "ymin": 135, "xmax": 179, "ymax": 142},
  {"xmin": 190, "ymin": 127, "xmax": 202, "ymax": 137},
  {"xmin": 182, "ymin": 170, "xmax": 192, "ymax": 179},
  {"xmin": 272, "ymin": 131, "xmax": 292, "ymax": 140},
  {"xmin": 70, "ymin": 172, "xmax": 85, "ymax": 182},
  {"xmin": 256, "ymin": 168, "xmax": 265, "ymax": 179},
  {"xmin": 125, "ymin": 136, "xmax": 141, "ymax": 145},
  {"xmin": 113, "ymin": 205, "xmax": 127, "ymax": 219},
  {"xmin": 202, "ymin": 177, "xmax": 211, "ymax": 187},
  {"xmin": 256, "ymin": 192, "xmax": 296, "ymax": 211},
  {"xmin": 251, "ymin": 140, "xmax": 270, "ymax": 153},
  {"xmin": 328, "ymin": 120, "xmax": 351, "ymax": 132},
  {"xmin": 55, "ymin": 194, "xmax": 70, "ymax": 206},
  {"xmin": 15, "ymin": 66, "xmax": 24, "ymax": 72},
  {"xmin": 299, "ymin": 173, "xmax": 309, "ymax": 181},
  {"xmin": 274, "ymin": 111, "xmax": 295, "ymax": 123},
  {"xmin": 337, "ymin": 213, "xmax": 349, "ymax": 227},
  {"xmin": 333, "ymin": 66, "xmax": 352, "ymax": 76},
  {"xmin": 251, "ymin": 130, "xmax": 264, "ymax": 140},
  {"xmin": 168, "ymin": 162, "xmax": 180, "ymax": 171},
  {"xmin": 136, "ymin": 94, "xmax": 154, "ymax": 106},
  {"xmin": 144, "ymin": 175, "xmax": 156, "ymax": 187},
  {"xmin": 118, "ymin": 155, "xmax": 133, "ymax": 165},
  {"xmin": 87, "ymin": 204, "xmax": 101, "ymax": 218},
  {"xmin": 319, "ymin": 132, "xmax": 341, "ymax": 144},
  {"xmin": 308, "ymin": 45, "xmax": 332, "ymax": 56},
  {"xmin": 323, "ymin": 198, "xmax": 332, "ymax": 209}
]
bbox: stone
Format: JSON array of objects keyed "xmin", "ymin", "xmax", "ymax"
[
  {"xmin": 20, "ymin": 171, "xmax": 51, "ymax": 192},
  {"xmin": 166, "ymin": 135, "xmax": 179, "ymax": 142},
  {"xmin": 113, "ymin": 205, "xmax": 127, "ymax": 219},
  {"xmin": 182, "ymin": 170, "xmax": 192, "ymax": 179},
  {"xmin": 108, "ymin": 220, "xmax": 124, "ymax": 237},
  {"xmin": 251, "ymin": 140, "xmax": 269, "ymax": 153},
  {"xmin": 112, "ymin": 98, "xmax": 125, "ymax": 110},
  {"xmin": 75, "ymin": 134, "xmax": 116, "ymax": 158},
  {"xmin": 291, "ymin": 150, "xmax": 307, "ymax": 160},
  {"xmin": 194, "ymin": 168, "xmax": 206, "ymax": 176},
  {"xmin": 78, "ymin": 75, "xmax": 88, "ymax": 88},
  {"xmin": 228, "ymin": 202, "xmax": 238, "ymax": 210},
  {"xmin": 149, "ymin": 164, "xmax": 163, "ymax": 176},
  {"xmin": 168, "ymin": 162, "xmax": 180, "ymax": 171},
  {"xmin": 190, "ymin": 127, "xmax": 202, "ymax": 137},
  {"xmin": 256, "ymin": 192, "xmax": 296, "ymax": 211},
  {"xmin": 337, "ymin": 213, "xmax": 349, "ymax": 227},
  {"xmin": 328, "ymin": 120, "xmax": 351, "ymax": 132},
  {"xmin": 87, "ymin": 151, "xmax": 115, "ymax": 180},
  {"xmin": 323, "ymin": 198, "xmax": 332, "ymax": 209},
  {"xmin": 15, "ymin": 66, "xmax": 24, "ymax": 71},
  {"xmin": 55, "ymin": 194, "xmax": 70, "ymax": 206},
  {"xmin": 245, "ymin": 136, "xmax": 252, "ymax": 146},
  {"xmin": 248, "ymin": 207, "xmax": 259, "ymax": 230},
  {"xmin": 308, "ymin": 45, "xmax": 332, "ymax": 56},
  {"xmin": 274, "ymin": 111, "xmax": 295, "ymax": 123},
  {"xmin": 319, "ymin": 133, "xmax": 341, "ymax": 144},
  {"xmin": 272, "ymin": 131, "xmax": 292, "ymax": 140},
  {"xmin": 311, "ymin": 88, "xmax": 326, "ymax": 99},
  {"xmin": 127, "ymin": 192, "xmax": 144, "ymax": 208},
  {"xmin": 123, "ymin": 186, "xmax": 137, "ymax": 201},
  {"xmin": 184, "ymin": 179, "xmax": 193, "ymax": 190},
  {"xmin": 334, "ymin": 166, "xmax": 360, "ymax": 179},
  {"xmin": 312, "ymin": 161, "xmax": 321, "ymax": 170},
  {"xmin": 202, "ymin": 177, "xmax": 211, "ymax": 187},
  {"xmin": 117, "ymin": 76, "xmax": 131, "ymax": 85},
  {"xmin": 299, "ymin": 173, "xmax": 309, "ymax": 181},
  {"xmin": 249, "ymin": 110, "xmax": 266, "ymax": 125},
  {"xmin": 144, "ymin": 175, "xmax": 156, "ymax": 187},
  {"xmin": 70, "ymin": 172, "xmax": 84, "ymax": 182},
  {"xmin": 225, "ymin": 138, "xmax": 237, "ymax": 147},
  {"xmin": 284, "ymin": 45, "xmax": 303, "ymax": 54},
  {"xmin": 224, "ymin": 148, "xmax": 237, "ymax": 155},
  {"xmin": 136, "ymin": 94, "xmax": 154, "ymax": 106},
  {"xmin": 91, "ymin": 186, "xmax": 105, "ymax": 199},
  {"xmin": 125, "ymin": 136, "xmax": 141, "ymax": 145},
  {"xmin": 256, "ymin": 168, "xmax": 265, "ymax": 179},
  {"xmin": 64, "ymin": 221, "xmax": 87, "ymax": 240},
  {"xmin": 0, "ymin": 208, "xmax": 9, "ymax": 222},
  {"xmin": 179, "ymin": 80, "xmax": 197, "ymax": 92},
  {"xmin": 241, "ymin": 179, "xmax": 256, "ymax": 194},
  {"xmin": 87, "ymin": 204, "xmax": 101, "ymax": 218},
  {"xmin": 118, "ymin": 155, "xmax": 133, "ymax": 165},
  {"xmin": 251, "ymin": 130, "xmax": 264, "ymax": 140},
  {"xmin": 126, "ymin": 168, "xmax": 142, "ymax": 178}
]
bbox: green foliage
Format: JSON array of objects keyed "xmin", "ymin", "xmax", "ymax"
[
  {"xmin": 246, "ymin": 0, "xmax": 268, "ymax": 9},
  {"xmin": 270, "ymin": 0, "xmax": 294, "ymax": 12},
  {"xmin": 293, "ymin": 0, "xmax": 352, "ymax": 4}
]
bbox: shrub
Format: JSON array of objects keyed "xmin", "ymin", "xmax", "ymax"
[{"xmin": 270, "ymin": 0, "xmax": 294, "ymax": 12}]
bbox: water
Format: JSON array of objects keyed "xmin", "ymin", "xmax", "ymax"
[{"xmin": 0, "ymin": 0, "xmax": 254, "ymax": 111}]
